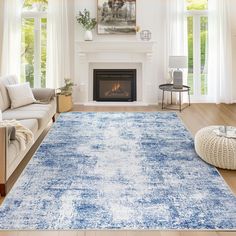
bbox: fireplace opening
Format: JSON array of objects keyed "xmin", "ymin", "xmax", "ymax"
[{"xmin": 93, "ymin": 69, "xmax": 137, "ymax": 102}]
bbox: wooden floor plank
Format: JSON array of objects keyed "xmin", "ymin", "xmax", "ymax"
[
  {"xmin": 0, "ymin": 232, "xmax": 18, "ymax": 236},
  {"xmin": 95, "ymin": 231, "xmax": 127, "ymax": 236},
  {"xmin": 0, "ymin": 197, "xmax": 4, "ymax": 204},
  {"xmin": 218, "ymin": 169, "xmax": 236, "ymax": 195},
  {"xmin": 77, "ymin": 232, "xmax": 85, "ymax": 236},
  {"xmin": 85, "ymin": 231, "xmax": 96, "ymax": 236},
  {"xmin": 58, "ymin": 231, "xmax": 80, "ymax": 236},
  {"xmin": 217, "ymin": 232, "xmax": 236, "ymax": 236},
  {"xmin": 127, "ymin": 231, "xmax": 161, "ymax": 236},
  {"xmin": 159, "ymin": 231, "xmax": 181, "ymax": 236},
  {"xmin": 17, "ymin": 232, "xmax": 29, "ymax": 236}
]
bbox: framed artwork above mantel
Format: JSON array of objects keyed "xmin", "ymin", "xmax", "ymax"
[{"xmin": 97, "ymin": 0, "xmax": 136, "ymax": 35}]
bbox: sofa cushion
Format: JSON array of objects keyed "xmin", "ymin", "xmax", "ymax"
[
  {"xmin": 6, "ymin": 82, "xmax": 36, "ymax": 109},
  {"xmin": 0, "ymin": 75, "xmax": 18, "ymax": 111},
  {"xmin": 2, "ymin": 99, "xmax": 56, "ymax": 129}
]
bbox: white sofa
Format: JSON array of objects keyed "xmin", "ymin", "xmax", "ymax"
[{"xmin": 0, "ymin": 75, "xmax": 57, "ymax": 196}]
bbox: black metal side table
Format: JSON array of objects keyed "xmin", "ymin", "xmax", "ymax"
[{"xmin": 159, "ymin": 84, "xmax": 191, "ymax": 112}]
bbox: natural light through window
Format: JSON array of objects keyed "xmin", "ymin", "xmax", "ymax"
[
  {"xmin": 186, "ymin": 0, "xmax": 208, "ymax": 97},
  {"xmin": 186, "ymin": 0, "xmax": 208, "ymax": 10},
  {"xmin": 21, "ymin": 0, "xmax": 48, "ymax": 88}
]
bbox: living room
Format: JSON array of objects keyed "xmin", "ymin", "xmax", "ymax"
[{"xmin": 0, "ymin": 0, "xmax": 236, "ymax": 235}]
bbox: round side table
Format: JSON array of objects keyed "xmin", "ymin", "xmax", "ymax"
[{"xmin": 159, "ymin": 84, "xmax": 191, "ymax": 112}]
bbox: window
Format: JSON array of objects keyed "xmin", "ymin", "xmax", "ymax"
[
  {"xmin": 21, "ymin": 0, "xmax": 48, "ymax": 88},
  {"xmin": 186, "ymin": 0, "xmax": 208, "ymax": 97}
]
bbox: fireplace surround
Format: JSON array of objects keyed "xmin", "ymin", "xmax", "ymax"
[
  {"xmin": 93, "ymin": 69, "xmax": 137, "ymax": 102},
  {"xmin": 75, "ymin": 41, "xmax": 157, "ymax": 105}
]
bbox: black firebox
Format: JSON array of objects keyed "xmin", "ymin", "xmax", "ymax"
[{"xmin": 93, "ymin": 69, "xmax": 137, "ymax": 102}]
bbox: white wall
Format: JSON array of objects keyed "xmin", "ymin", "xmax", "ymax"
[
  {"xmin": 74, "ymin": 0, "xmax": 167, "ymax": 103},
  {"xmin": 0, "ymin": 0, "xmax": 4, "ymax": 76}
]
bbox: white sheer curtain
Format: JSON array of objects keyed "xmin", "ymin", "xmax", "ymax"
[
  {"xmin": 165, "ymin": 0, "xmax": 187, "ymax": 82},
  {"xmin": 208, "ymin": 0, "xmax": 233, "ymax": 104},
  {"xmin": 0, "ymin": 0, "xmax": 4, "ymax": 76},
  {"xmin": 46, "ymin": 0, "xmax": 71, "ymax": 89},
  {"xmin": 1, "ymin": 0, "xmax": 23, "ymax": 78}
]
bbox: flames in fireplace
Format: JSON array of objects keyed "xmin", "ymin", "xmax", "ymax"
[
  {"xmin": 112, "ymin": 81, "xmax": 121, "ymax": 92},
  {"xmin": 93, "ymin": 69, "xmax": 136, "ymax": 101},
  {"xmin": 105, "ymin": 81, "xmax": 129, "ymax": 97}
]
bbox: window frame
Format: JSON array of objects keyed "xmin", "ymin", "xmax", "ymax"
[
  {"xmin": 21, "ymin": 10, "xmax": 47, "ymax": 88},
  {"xmin": 185, "ymin": 9, "xmax": 209, "ymax": 101}
]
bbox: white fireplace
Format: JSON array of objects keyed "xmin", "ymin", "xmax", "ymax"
[{"xmin": 74, "ymin": 41, "xmax": 158, "ymax": 105}]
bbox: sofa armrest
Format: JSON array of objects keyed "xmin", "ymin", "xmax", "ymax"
[
  {"xmin": 0, "ymin": 126, "xmax": 6, "ymax": 184},
  {"xmin": 32, "ymin": 88, "xmax": 56, "ymax": 102}
]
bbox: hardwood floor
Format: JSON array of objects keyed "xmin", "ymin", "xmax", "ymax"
[{"xmin": 0, "ymin": 103, "xmax": 236, "ymax": 235}]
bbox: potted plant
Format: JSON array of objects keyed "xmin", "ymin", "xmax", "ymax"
[
  {"xmin": 57, "ymin": 78, "xmax": 74, "ymax": 113},
  {"xmin": 76, "ymin": 9, "xmax": 97, "ymax": 41}
]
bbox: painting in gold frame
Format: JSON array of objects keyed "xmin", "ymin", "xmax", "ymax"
[{"xmin": 97, "ymin": 0, "xmax": 136, "ymax": 35}]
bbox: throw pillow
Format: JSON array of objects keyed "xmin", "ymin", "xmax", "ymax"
[{"xmin": 6, "ymin": 82, "xmax": 36, "ymax": 109}]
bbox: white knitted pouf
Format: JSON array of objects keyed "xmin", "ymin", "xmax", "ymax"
[{"xmin": 195, "ymin": 126, "xmax": 236, "ymax": 170}]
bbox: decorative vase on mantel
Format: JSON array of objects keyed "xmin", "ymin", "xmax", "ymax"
[
  {"xmin": 76, "ymin": 9, "xmax": 97, "ymax": 42},
  {"xmin": 84, "ymin": 30, "xmax": 93, "ymax": 41}
]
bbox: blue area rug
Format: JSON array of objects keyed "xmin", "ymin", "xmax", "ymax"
[{"xmin": 0, "ymin": 112, "xmax": 236, "ymax": 230}]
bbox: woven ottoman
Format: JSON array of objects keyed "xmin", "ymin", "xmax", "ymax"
[{"xmin": 195, "ymin": 126, "xmax": 236, "ymax": 170}]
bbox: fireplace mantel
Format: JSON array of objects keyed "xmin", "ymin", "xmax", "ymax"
[
  {"xmin": 74, "ymin": 40, "xmax": 158, "ymax": 105},
  {"xmin": 76, "ymin": 41, "xmax": 156, "ymax": 54}
]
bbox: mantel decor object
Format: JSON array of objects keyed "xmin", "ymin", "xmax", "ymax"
[
  {"xmin": 140, "ymin": 30, "xmax": 152, "ymax": 41},
  {"xmin": 169, "ymin": 56, "xmax": 188, "ymax": 89},
  {"xmin": 76, "ymin": 9, "xmax": 97, "ymax": 41}
]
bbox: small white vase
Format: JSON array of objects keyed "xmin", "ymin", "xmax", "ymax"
[{"xmin": 84, "ymin": 30, "xmax": 93, "ymax": 41}]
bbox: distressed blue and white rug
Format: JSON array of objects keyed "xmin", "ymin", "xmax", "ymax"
[{"xmin": 0, "ymin": 112, "xmax": 236, "ymax": 230}]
